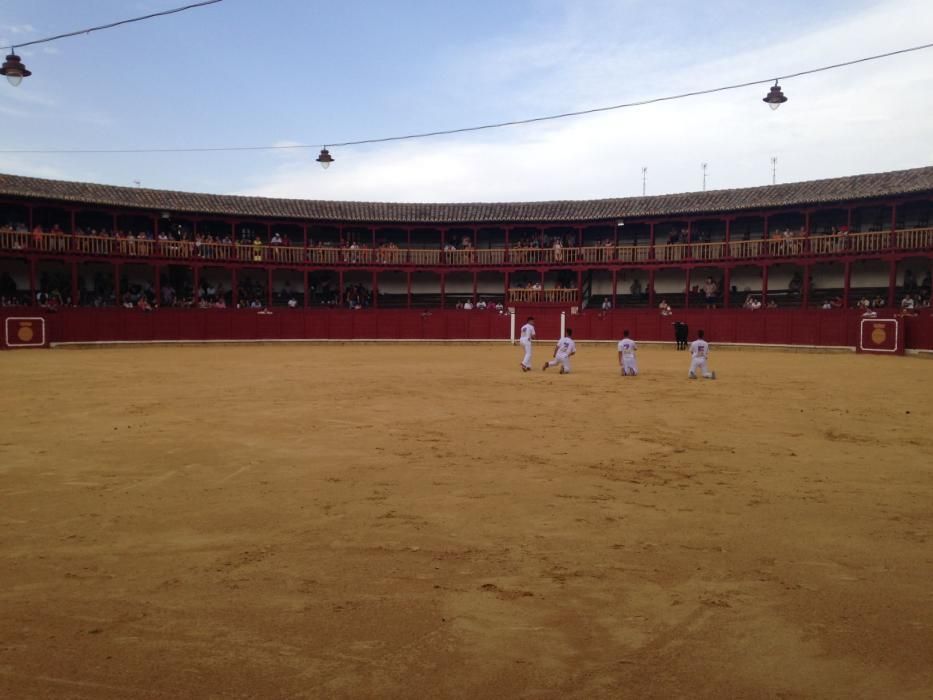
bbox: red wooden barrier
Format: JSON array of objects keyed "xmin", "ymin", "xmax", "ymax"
[{"xmin": 2, "ymin": 308, "xmax": 931, "ymax": 350}]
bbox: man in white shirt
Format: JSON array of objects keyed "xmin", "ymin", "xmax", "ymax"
[
  {"xmin": 688, "ymin": 330, "xmax": 716, "ymax": 380},
  {"xmin": 617, "ymin": 329, "xmax": 638, "ymax": 376},
  {"xmin": 543, "ymin": 329, "xmax": 576, "ymax": 374},
  {"xmin": 519, "ymin": 316, "xmax": 536, "ymax": 372}
]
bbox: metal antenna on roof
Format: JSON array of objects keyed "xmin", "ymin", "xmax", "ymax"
[
  {"xmin": 641, "ymin": 166, "xmax": 647, "ymax": 196},
  {"xmin": 771, "ymin": 156, "xmax": 778, "ymax": 185},
  {"xmin": 702, "ymin": 163, "xmax": 708, "ymax": 191}
]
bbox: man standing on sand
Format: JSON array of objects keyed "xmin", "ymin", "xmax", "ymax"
[
  {"xmin": 519, "ymin": 316, "xmax": 536, "ymax": 372},
  {"xmin": 617, "ymin": 329, "xmax": 638, "ymax": 376},
  {"xmin": 688, "ymin": 330, "xmax": 716, "ymax": 380},
  {"xmin": 543, "ymin": 328, "xmax": 576, "ymax": 374}
]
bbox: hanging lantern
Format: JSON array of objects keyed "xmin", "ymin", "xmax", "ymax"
[
  {"xmin": 316, "ymin": 147, "xmax": 334, "ymax": 169},
  {"xmin": 763, "ymin": 80, "xmax": 787, "ymax": 110},
  {"xmin": 1, "ymin": 51, "xmax": 31, "ymax": 87}
]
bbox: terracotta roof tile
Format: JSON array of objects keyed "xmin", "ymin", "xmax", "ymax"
[{"xmin": 0, "ymin": 166, "xmax": 931, "ymax": 224}]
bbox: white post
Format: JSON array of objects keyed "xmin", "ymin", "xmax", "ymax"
[
  {"xmin": 510, "ymin": 310, "xmax": 516, "ymax": 344},
  {"xmin": 560, "ymin": 311, "xmax": 566, "ymax": 339}
]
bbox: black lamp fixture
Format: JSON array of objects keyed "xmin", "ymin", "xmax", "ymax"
[
  {"xmin": 763, "ymin": 80, "xmax": 787, "ymax": 110},
  {"xmin": 316, "ymin": 147, "xmax": 334, "ymax": 169},
  {"xmin": 1, "ymin": 49, "xmax": 31, "ymax": 87}
]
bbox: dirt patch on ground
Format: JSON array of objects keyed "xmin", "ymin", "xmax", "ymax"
[{"xmin": 1, "ymin": 344, "xmax": 931, "ymax": 699}]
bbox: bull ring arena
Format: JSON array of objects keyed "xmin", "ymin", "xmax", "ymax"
[{"xmin": 2, "ymin": 168, "xmax": 932, "ymax": 698}]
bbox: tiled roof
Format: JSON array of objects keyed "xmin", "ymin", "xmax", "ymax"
[{"xmin": 0, "ymin": 166, "xmax": 931, "ymax": 225}]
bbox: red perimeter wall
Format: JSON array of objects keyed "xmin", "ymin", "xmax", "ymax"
[{"xmin": 2, "ymin": 309, "xmax": 931, "ymax": 350}]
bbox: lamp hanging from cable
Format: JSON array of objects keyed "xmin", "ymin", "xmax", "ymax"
[
  {"xmin": 316, "ymin": 147, "xmax": 334, "ymax": 169},
  {"xmin": 0, "ymin": 50, "xmax": 31, "ymax": 86},
  {"xmin": 762, "ymin": 80, "xmax": 787, "ymax": 110}
]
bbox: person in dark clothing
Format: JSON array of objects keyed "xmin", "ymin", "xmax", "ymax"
[{"xmin": 673, "ymin": 321, "xmax": 689, "ymax": 350}]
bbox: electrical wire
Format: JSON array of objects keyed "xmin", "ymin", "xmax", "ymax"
[
  {"xmin": 1, "ymin": 38, "xmax": 931, "ymax": 155},
  {"xmin": 3, "ymin": 0, "xmax": 224, "ymax": 52}
]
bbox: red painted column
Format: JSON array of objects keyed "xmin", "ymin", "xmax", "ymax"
[
  {"xmin": 28, "ymin": 257, "xmax": 37, "ymax": 306},
  {"xmin": 303, "ymin": 270, "xmax": 309, "ymax": 308},
  {"xmin": 154, "ymin": 264, "xmax": 161, "ymax": 307},
  {"xmin": 69, "ymin": 209, "xmax": 77, "ymax": 236},
  {"xmin": 114, "ymin": 262, "xmax": 122, "ymax": 304},
  {"xmin": 71, "ymin": 261, "xmax": 79, "ymax": 306},
  {"xmin": 890, "ymin": 203, "xmax": 898, "ymax": 250},
  {"xmin": 406, "ymin": 271, "xmax": 412, "ymax": 309},
  {"xmin": 266, "ymin": 268, "xmax": 273, "ymax": 308},
  {"xmin": 723, "ymin": 267, "xmax": 731, "ymax": 309},
  {"xmin": 472, "ymin": 271, "xmax": 478, "ymax": 303},
  {"xmin": 887, "ymin": 260, "xmax": 897, "ymax": 308},
  {"xmin": 372, "ymin": 270, "xmax": 378, "ymax": 308},
  {"xmin": 842, "ymin": 261, "xmax": 852, "ymax": 308},
  {"xmin": 338, "ymin": 270, "xmax": 344, "ymax": 306},
  {"xmin": 761, "ymin": 265, "xmax": 769, "ymax": 306},
  {"xmin": 649, "ymin": 223, "xmax": 656, "ymax": 260},
  {"xmin": 802, "ymin": 265, "xmax": 811, "ymax": 309},
  {"xmin": 846, "ymin": 207, "xmax": 853, "ymax": 230},
  {"xmin": 611, "ymin": 269, "xmax": 617, "ymax": 307},
  {"xmin": 684, "ymin": 268, "xmax": 691, "ymax": 308},
  {"xmin": 232, "ymin": 268, "xmax": 239, "ymax": 308},
  {"xmin": 27, "ymin": 205, "xmax": 34, "ymax": 231},
  {"xmin": 648, "ymin": 269, "xmax": 656, "ymax": 308},
  {"xmin": 440, "ymin": 272, "xmax": 446, "ymax": 309}
]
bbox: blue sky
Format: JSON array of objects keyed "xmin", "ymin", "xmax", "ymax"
[{"xmin": 0, "ymin": 0, "xmax": 931, "ymax": 201}]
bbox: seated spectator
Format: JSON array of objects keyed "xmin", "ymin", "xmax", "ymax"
[
  {"xmin": 476, "ymin": 299, "xmax": 487, "ymax": 310},
  {"xmin": 137, "ymin": 297, "xmax": 153, "ymax": 312},
  {"xmin": 872, "ymin": 295, "xmax": 886, "ymax": 308},
  {"xmin": 287, "ymin": 297, "xmax": 298, "ymax": 308},
  {"xmin": 901, "ymin": 294, "xmax": 915, "ymax": 310},
  {"xmin": 601, "ymin": 298, "xmax": 612, "ymax": 310},
  {"xmin": 788, "ymin": 271, "xmax": 803, "ymax": 295},
  {"xmin": 658, "ymin": 299, "xmax": 672, "ymax": 316},
  {"xmin": 821, "ymin": 300, "xmax": 833, "ymax": 310},
  {"xmin": 463, "ymin": 300, "xmax": 474, "ymax": 310},
  {"xmin": 743, "ymin": 294, "xmax": 761, "ymax": 310},
  {"xmin": 830, "ymin": 296, "xmax": 843, "ymax": 308},
  {"xmin": 857, "ymin": 297, "xmax": 871, "ymax": 310},
  {"xmin": 766, "ymin": 300, "xmax": 778, "ymax": 309}
]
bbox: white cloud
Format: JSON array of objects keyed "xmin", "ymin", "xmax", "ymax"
[{"xmin": 242, "ymin": 0, "xmax": 933, "ymax": 202}]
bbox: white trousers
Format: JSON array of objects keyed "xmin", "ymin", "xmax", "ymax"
[
  {"xmin": 622, "ymin": 358, "xmax": 638, "ymax": 375},
  {"xmin": 547, "ymin": 353, "xmax": 571, "ymax": 373},
  {"xmin": 689, "ymin": 357, "xmax": 712, "ymax": 378},
  {"xmin": 520, "ymin": 339, "xmax": 532, "ymax": 367}
]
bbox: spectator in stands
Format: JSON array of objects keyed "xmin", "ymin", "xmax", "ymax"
[
  {"xmin": 659, "ymin": 299, "xmax": 672, "ymax": 316},
  {"xmin": 287, "ymin": 297, "xmax": 298, "ymax": 308},
  {"xmin": 920, "ymin": 270, "xmax": 931, "ymax": 294},
  {"xmin": 901, "ymin": 294, "xmax": 915, "ymax": 311},
  {"xmin": 903, "ymin": 269, "xmax": 917, "ymax": 293},
  {"xmin": 872, "ymin": 294, "xmax": 886, "ymax": 308},
  {"xmin": 766, "ymin": 300, "xmax": 778, "ymax": 309},
  {"xmin": 463, "ymin": 300, "xmax": 474, "ymax": 310},
  {"xmin": 630, "ymin": 278, "xmax": 643, "ymax": 298},
  {"xmin": 857, "ymin": 297, "xmax": 871, "ymax": 310},
  {"xmin": 821, "ymin": 299, "xmax": 833, "ymax": 310},
  {"xmin": 703, "ymin": 277, "xmax": 718, "ymax": 308},
  {"xmin": 743, "ymin": 294, "xmax": 761, "ymax": 310},
  {"xmin": 601, "ymin": 298, "xmax": 612, "ymax": 311},
  {"xmin": 476, "ymin": 299, "xmax": 487, "ymax": 310},
  {"xmin": 788, "ymin": 271, "xmax": 803, "ymax": 296}
]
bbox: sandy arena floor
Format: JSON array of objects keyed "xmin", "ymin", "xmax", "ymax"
[{"xmin": 1, "ymin": 344, "xmax": 932, "ymax": 699}]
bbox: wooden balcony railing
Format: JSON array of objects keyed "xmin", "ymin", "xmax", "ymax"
[
  {"xmin": 508, "ymin": 288, "xmax": 579, "ymax": 304},
  {"xmin": 2, "ymin": 227, "xmax": 932, "ymax": 267}
]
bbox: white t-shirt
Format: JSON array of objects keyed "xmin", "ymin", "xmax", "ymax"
[
  {"xmin": 618, "ymin": 338, "xmax": 637, "ymax": 357},
  {"xmin": 556, "ymin": 336, "xmax": 576, "ymax": 356},
  {"xmin": 520, "ymin": 323, "xmax": 536, "ymax": 342},
  {"xmin": 689, "ymin": 339, "xmax": 710, "ymax": 359}
]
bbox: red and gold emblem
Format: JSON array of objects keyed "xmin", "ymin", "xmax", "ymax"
[
  {"xmin": 870, "ymin": 323, "xmax": 887, "ymax": 346},
  {"xmin": 16, "ymin": 321, "xmax": 34, "ymax": 343}
]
